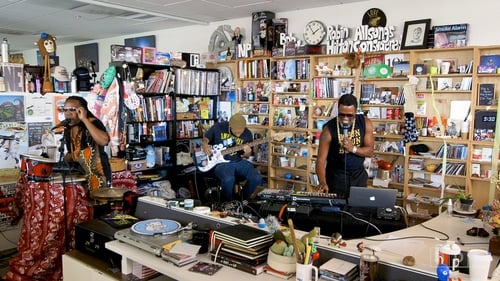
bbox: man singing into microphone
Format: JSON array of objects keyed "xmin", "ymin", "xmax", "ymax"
[
  {"xmin": 316, "ymin": 94, "xmax": 374, "ymax": 198},
  {"xmin": 61, "ymin": 96, "xmax": 112, "ymax": 190}
]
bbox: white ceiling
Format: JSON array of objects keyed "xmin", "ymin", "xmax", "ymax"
[{"xmin": 0, "ymin": 0, "xmax": 366, "ymax": 52}]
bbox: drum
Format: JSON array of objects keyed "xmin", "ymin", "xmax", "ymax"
[{"xmin": 21, "ymin": 154, "xmax": 58, "ymax": 179}]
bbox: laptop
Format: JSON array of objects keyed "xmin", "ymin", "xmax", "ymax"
[{"xmin": 348, "ymin": 186, "xmax": 397, "ymax": 208}]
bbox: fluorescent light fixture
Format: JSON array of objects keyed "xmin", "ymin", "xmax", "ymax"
[{"xmin": 75, "ymin": 0, "xmax": 208, "ymax": 25}]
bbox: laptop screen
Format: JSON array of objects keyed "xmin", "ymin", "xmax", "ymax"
[{"xmin": 348, "ymin": 186, "xmax": 397, "ymax": 208}]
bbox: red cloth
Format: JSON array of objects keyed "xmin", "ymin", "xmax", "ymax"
[{"xmin": 4, "ymin": 177, "xmax": 92, "ymax": 281}]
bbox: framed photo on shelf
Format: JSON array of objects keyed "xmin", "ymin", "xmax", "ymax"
[
  {"xmin": 401, "ymin": 19, "xmax": 431, "ymax": 50},
  {"xmin": 142, "ymin": 47, "xmax": 156, "ymax": 64},
  {"xmin": 259, "ymin": 104, "xmax": 269, "ymax": 114}
]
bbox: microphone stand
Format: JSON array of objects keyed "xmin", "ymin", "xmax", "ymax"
[{"xmin": 57, "ymin": 126, "xmax": 71, "ymax": 252}]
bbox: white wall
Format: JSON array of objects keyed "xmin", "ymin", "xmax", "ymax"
[{"xmin": 21, "ymin": 0, "xmax": 500, "ymax": 76}]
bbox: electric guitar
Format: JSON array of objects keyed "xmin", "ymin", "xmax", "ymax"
[{"xmin": 197, "ymin": 132, "xmax": 292, "ymax": 172}]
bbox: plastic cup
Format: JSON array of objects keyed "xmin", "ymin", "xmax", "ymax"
[{"xmin": 467, "ymin": 249, "xmax": 492, "ymax": 281}]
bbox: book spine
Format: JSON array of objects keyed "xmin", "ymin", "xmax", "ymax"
[{"xmin": 210, "ymin": 254, "xmax": 264, "ymax": 275}]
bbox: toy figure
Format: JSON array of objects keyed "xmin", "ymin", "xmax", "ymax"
[{"xmin": 35, "ymin": 32, "xmax": 57, "ymax": 94}]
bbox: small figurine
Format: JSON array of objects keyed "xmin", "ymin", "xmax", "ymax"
[{"xmin": 232, "ymin": 27, "xmax": 243, "ymax": 44}]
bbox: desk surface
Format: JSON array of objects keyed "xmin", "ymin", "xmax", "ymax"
[
  {"xmin": 106, "ymin": 240, "xmax": 282, "ymax": 280},
  {"xmin": 106, "ymin": 207, "xmax": 500, "ymax": 281},
  {"xmin": 317, "ymin": 213, "xmax": 500, "ymax": 281}
]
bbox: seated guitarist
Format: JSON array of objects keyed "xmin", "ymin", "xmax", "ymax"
[{"xmin": 202, "ymin": 114, "xmax": 263, "ymax": 202}]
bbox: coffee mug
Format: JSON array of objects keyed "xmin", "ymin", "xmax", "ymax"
[
  {"xmin": 296, "ymin": 263, "xmax": 318, "ymax": 281},
  {"xmin": 439, "ymin": 245, "xmax": 463, "ymax": 272}
]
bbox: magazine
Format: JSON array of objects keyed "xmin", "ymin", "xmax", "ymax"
[{"xmin": 433, "ymin": 23, "xmax": 468, "ymax": 48}]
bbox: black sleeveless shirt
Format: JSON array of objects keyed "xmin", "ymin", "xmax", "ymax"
[{"xmin": 325, "ymin": 114, "xmax": 366, "ymax": 171}]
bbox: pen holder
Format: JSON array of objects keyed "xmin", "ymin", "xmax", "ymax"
[
  {"xmin": 267, "ymin": 249, "xmax": 296, "ymax": 273},
  {"xmin": 295, "ymin": 262, "xmax": 318, "ymax": 281}
]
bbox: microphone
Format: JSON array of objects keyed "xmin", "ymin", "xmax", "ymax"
[
  {"xmin": 342, "ymin": 126, "xmax": 349, "ymax": 137},
  {"xmin": 52, "ymin": 119, "xmax": 70, "ymax": 130}
]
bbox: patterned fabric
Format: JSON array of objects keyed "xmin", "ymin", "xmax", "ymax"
[
  {"xmin": 4, "ymin": 177, "xmax": 92, "ymax": 281},
  {"xmin": 99, "ymin": 77, "xmax": 121, "ymax": 157},
  {"xmin": 404, "ymin": 112, "xmax": 418, "ymax": 143},
  {"xmin": 66, "ymin": 118, "xmax": 111, "ymax": 190}
]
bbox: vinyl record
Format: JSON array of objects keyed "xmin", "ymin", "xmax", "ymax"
[
  {"xmin": 363, "ymin": 63, "xmax": 392, "ymax": 78},
  {"xmin": 131, "ymin": 219, "xmax": 181, "ymax": 235}
]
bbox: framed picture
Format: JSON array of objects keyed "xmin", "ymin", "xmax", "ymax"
[
  {"xmin": 124, "ymin": 35, "xmax": 156, "ymax": 48},
  {"xmin": 401, "ymin": 19, "xmax": 431, "ymax": 50},
  {"xmin": 142, "ymin": 47, "xmax": 156, "ymax": 64},
  {"xmin": 259, "ymin": 104, "xmax": 269, "ymax": 114},
  {"xmin": 74, "ymin": 43, "xmax": 99, "ymax": 71}
]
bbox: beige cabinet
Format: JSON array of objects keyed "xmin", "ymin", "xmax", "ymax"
[{"xmin": 63, "ymin": 250, "xmax": 121, "ymax": 281}]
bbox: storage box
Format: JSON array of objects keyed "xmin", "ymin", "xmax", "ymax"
[
  {"xmin": 110, "ymin": 45, "xmax": 142, "ymax": 63},
  {"xmin": 127, "ymin": 159, "xmax": 148, "ymax": 172}
]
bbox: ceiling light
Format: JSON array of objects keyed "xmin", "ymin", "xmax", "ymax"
[{"xmin": 75, "ymin": 0, "xmax": 208, "ymax": 25}]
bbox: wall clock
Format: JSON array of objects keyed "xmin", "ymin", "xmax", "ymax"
[
  {"xmin": 218, "ymin": 66, "xmax": 233, "ymax": 88},
  {"xmin": 303, "ymin": 20, "xmax": 327, "ymax": 45}
]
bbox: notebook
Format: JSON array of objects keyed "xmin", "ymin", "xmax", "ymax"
[{"xmin": 348, "ymin": 186, "xmax": 397, "ymax": 208}]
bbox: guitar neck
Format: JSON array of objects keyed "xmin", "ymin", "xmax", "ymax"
[{"xmin": 220, "ymin": 138, "xmax": 268, "ymax": 156}]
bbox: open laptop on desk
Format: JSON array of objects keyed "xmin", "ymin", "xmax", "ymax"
[{"xmin": 348, "ymin": 186, "xmax": 397, "ymax": 209}]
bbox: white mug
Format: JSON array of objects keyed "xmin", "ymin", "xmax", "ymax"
[{"xmin": 296, "ymin": 263, "xmax": 318, "ymax": 281}]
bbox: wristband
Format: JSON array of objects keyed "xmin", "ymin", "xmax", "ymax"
[{"xmin": 352, "ymin": 146, "xmax": 358, "ymax": 154}]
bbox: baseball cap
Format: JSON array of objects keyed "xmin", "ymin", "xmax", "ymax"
[
  {"xmin": 229, "ymin": 114, "xmax": 246, "ymax": 130},
  {"xmin": 51, "ymin": 66, "xmax": 70, "ymax": 81}
]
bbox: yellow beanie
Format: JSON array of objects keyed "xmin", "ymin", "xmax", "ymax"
[{"xmin": 229, "ymin": 114, "xmax": 246, "ymax": 130}]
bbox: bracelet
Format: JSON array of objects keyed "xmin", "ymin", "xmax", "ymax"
[{"xmin": 352, "ymin": 146, "xmax": 358, "ymax": 154}]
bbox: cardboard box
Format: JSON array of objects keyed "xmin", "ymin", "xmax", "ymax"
[
  {"xmin": 127, "ymin": 159, "xmax": 148, "ymax": 172},
  {"xmin": 110, "ymin": 45, "xmax": 142, "ymax": 63}
]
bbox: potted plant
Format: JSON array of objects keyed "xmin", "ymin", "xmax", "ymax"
[{"xmin": 440, "ymin": 186, "xmax": 474, "ymax": 212}]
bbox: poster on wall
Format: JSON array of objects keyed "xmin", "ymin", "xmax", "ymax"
[
  {"xmin": 0, "ymin": 95, "xmax": 25, "ymax": 122},
  {"xmin": 0, "ymin": 122, "xmax": 28, "ymax": 169},
  {"xmin": 25, "ymin": 94, "xmax": 55, "ymax": 122}
]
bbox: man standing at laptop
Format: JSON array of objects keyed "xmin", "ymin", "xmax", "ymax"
[{"xmin": 316, "ymin": 94, "xmax": 374, "ymax": 198}]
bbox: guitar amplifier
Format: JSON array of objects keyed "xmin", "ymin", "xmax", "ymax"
[{"xmin": 75, "ymin": 219, "xmax": 121, "ymax": 269}]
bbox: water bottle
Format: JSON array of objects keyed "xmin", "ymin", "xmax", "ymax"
[
  {"xmin": 447, "ymin": 199, "xmax": 453, "ymax": 216},
  {"xmin": 71, "ymin": 74, "xmax": 77, "ymax": 93},
  {"xmin": 1, "ymin": 38, "xmax": 9, "ymax": 63}
]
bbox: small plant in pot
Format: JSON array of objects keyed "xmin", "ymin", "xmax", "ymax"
[{"xmin": 440, "ymin": 186, "xmax": 474, "ymax": 212}]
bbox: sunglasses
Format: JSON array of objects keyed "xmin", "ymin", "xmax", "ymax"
[
  {"xmin": 338, "ymin": 113, "xmax": 355, "ymax": 118},
  {"xmin": 61, "ymin": 107, "xmax": 77, "ymax": 112}
]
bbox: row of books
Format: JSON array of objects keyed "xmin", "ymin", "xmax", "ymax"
[
  {"xmin": 238, "ymin": 59, "xmax": 270, "ymax": 79},
  {"xmin": 210, "ymin": 224, "xmax": 273, "ymax": 276},
  {"xmin": 145, "ymin": 69, "xmax": 175, "ymax": 93},
  {"xmin": 312, "ymin": 77, "xmax": 354, "ymax": 98},
  {"xmin": 432, "ymin": 163, "xmax": 466, "ymax": 176},
  {"xmin": 174, "ymin": 68, "xmax": 220, "ymax": 96},
  {"xmin": 127, "ymin": 122, "xmax": 171, "ymax": 144},
  {"xmin": 435, "ymin": 144, "xmax": 468, "ymax": 160},
  {"xmin": 272, "ymin": 59, "xmax": 311, "ymax": 80},
  {"xmin": 129, "ymin": 95, "xmax": 173, "ymax": 122}
]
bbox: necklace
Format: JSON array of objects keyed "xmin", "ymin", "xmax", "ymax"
[{"xmin": 336, "ymin": 117, "xmax": 356, "ymax": 147}]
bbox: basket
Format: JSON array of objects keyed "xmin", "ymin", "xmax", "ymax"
[{"xmin": 109, "ymin": 157, "xmax": 126, "ymax": 172}]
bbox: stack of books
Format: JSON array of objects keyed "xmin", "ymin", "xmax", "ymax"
[
  {"xmin": 210, "ymin": 224, "xmax": 273, "ymax": 275},
  {"xmin": 319, "ymin": 257, "xmax": 358, "ymax": 281},
  {"xmin": 161, "ymin": 240, "xmax": 201, "ymax": 267}
]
